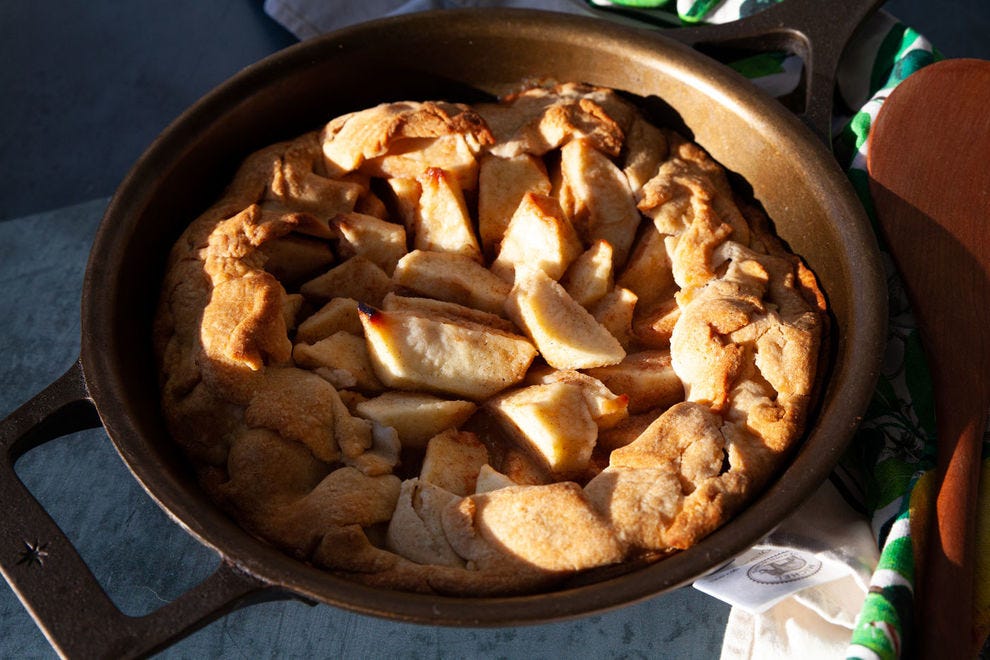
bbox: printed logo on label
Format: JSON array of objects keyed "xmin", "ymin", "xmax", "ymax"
[{"xmin": 745, "ymin": 550, "xmax": 822, "ymax": 585}]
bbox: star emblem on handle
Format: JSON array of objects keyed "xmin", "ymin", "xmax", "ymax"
[{"xmin": 16, "ymin": 540, "xmax": 50, "ymax": 567}]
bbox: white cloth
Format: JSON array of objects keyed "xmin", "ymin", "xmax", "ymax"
[
  {"xmin": 260, "ymin": 2, "xmax": 883, "ymax": 656},
  {"xmin": 721, "ymin": 576, "xmax": 869, "ymax": 659},
  {"xmin": 705, "ymin": 481, "xmax": 880, "ymax": 658}
]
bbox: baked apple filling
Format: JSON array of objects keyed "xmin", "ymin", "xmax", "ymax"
[{"xmin": 155, "ymin": 82, "xmax": 825, "ymax": 595}]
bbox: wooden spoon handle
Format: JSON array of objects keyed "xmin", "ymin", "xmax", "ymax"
[
  {"xmin": 868, "ymin": 58, "xmax": 990, "ymax": 657},
  {"xmin": 922, "ymin": 388, "xmax": 988, "ymax": 657}
]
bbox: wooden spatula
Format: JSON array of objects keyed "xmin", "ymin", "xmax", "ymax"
[{"xmin": 868, "ymin": 58, "xmax": 990, "ymax": 658}]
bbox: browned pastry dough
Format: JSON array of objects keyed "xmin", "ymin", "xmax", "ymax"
[{"xmin": 155, "ymin": 82, "xmax": 826, "ymax": 595}]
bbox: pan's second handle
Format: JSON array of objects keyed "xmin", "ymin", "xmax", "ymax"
[
  {"xmin": 658, "ymin": 0, "xmax": 885, "ymax": 143},
  {"xmin": 0, "ymin": 361, "xmax": 276, "ymax": 659}
]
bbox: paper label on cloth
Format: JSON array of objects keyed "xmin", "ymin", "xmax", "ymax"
[{"xmin": 692, "ymin": 546, "xmax": 852, "ymax": 613}]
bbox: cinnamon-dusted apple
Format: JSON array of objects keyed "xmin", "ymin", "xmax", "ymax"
[
  {"xmin": 292, "ymin": 331, "xmax": 384, "ymax": 393},
  {"xmin": 621, "ymin": 115, "xmax": 668, "ymax": 194},
  {"xmin": 330, "ymin": 211, "xmax": 407, "ymax": 276},
  {"xmin": 357, "ymin": 304, "xmax": 537, "ymax": 401},
  {"xmin": 525, "ymin": 367, "xmax": 629, "ymax": 431},
  {"xmin": 413, "ymin": 167, "xmax": 482, "ymax": 261},
  {"xmin": 557, "ymin": 137, "xmax": 641, "ymax": 267},
  {"xmin": 392, "ymin": 249, "xmax": 510, "ymax": 315},
  {"xmin": 585, "ymin": 351, "xmax": 684, "ymax": 415},
  {"xmin": 355, "ymin": 391, "xmax": 477, "ymax": 450},
  {"xmin": 474, "ymin": 464, "xmax": 518, "ymax": 493},
  {"xmin": 477, "ymin": 152, "xmax": 551, "ymax": 254},
  {"xmin": 295, "ymin": 297, "xmax": 363, "ymax": 344},
  {"xmin": 490, "ymin": 192, "xmax": 582, "ymax": 282},
  {"xmin": 380, "ymin": 292, "xmax": 517, "ymax": 334},
  {"xmin": 560, "ymin": 239, "xmax": 614, "ymax": 308},
  {"xmin": 488, "ymin": 382, "xmax": 598, "ymax": 479},
  {"xmin": 505, "ymin": 266, "xmax": 625, "ymax": 369},
  {"xmin": 300, "ymin": 255, "xmax": 392, "ymax": 307},
  {"xmin": 590, "ymin": 286, "xmax": 638, "ymax": 350}
]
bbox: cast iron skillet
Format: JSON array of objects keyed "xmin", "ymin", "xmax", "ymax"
[{"xmin": 0, "ymin": 1, "xmax": 887, "ymax": 656}]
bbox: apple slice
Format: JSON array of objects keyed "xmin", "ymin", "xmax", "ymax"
[
  {"xmin": 393, "ymin": 249, "xmax": 511, "ymax": 316},
  {"xmin": 478, "ymin": 153, "xmax": 552, "ymax": 254},
  {"xmin": 525, "ymin": 367, "xmax": 629, "ymax": 430},
  {"xmin": 358, "ymin": 304, "xmax": 537, "ymax": 400},
  {"xmin": 475, "ymin": 464, "xmax": 517, "ymax": 493},
  {"xmin": 330, "ymin": 212, "xmax": 407, "ymax": 276},
  {"xmin": 491, "ymin": 192, "xmax": 583, "ymax": 283},
  {"xmin": 622, "ymin": 117, "xmax": 668, "ymax": 194},
  {"xmin": 561, "ymin": 239, "xmax": 614, "ymax": 308},
  {"xmin": 505, "ymin": 266, "xmax": 625, "ymax": 369},
  {"xmin": 292, "ymin": 331, "xmax": 383, "ymax": 393},
  {"xmin": 617, "ymin": 225, "xmax": 676, "ymax": 311},
  {"xmin": 558, "ymin": 137, "xmax": 642, "ymax": 267},
  {"xmin": 590, "ymin": 286, "xmax": 638, "ymax": 350},
  {"xmin": 489, "ymin": 382, "xmax": 598, "ymax": 478},
  {"xmin": 300, "ymin": 255, "xmax": 392, "ymax": 307},
  {"xmin": 585, "ymin": 350, "xmax": 684, "ymax": 414},
  {"xmin": 355, "ymin": 391, "xmax": 477, "ymax": 450},
  {"xmin": 413, "ymin": 167, "xmax": 482, "ymax": 262},
  {"xmin": 295, "ymin": 297, "xmax": 362, "ymax": 344}
]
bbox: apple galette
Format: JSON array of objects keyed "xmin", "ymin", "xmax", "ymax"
[{"xmin": 154, "ymin": 82, "xmax": 826, "ymax": 595}]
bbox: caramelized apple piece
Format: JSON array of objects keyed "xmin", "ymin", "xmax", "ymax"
[
  {"xmin": 491, "ymin": 192, "xmax": 582, "ymax": 282},
  {"xmin": 558, "ymin": 138, "xmax": 642, "ymax": 267},
  {"xmin": 505, "ymin": 266, "xmax": 625, "ymax": 369},
  {"xmin": 355, "ymin": 391, "xmax": 477, "ymax": 450},
  {"xmin": 489, "ymin": 382, "xmax": 598, "ymax": 478},
  {"xmin": 477, "ymin": 153, "xmax": 551, "ymax": 254},
  {"xmin": 413, "ymin": 167, "xmax": 482, "ymax": 262},
  {"xmin": 393, "ymin": 250, "xmax": 511, "ymax": 316},
  {"xmin": 358, "ymin": 305, "xmax": 537, "ymax": 401}
]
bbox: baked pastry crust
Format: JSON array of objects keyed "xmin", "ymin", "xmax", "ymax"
[{"xmin": 155, "ymin": 84, "xmax": 825, "ymax": 595}]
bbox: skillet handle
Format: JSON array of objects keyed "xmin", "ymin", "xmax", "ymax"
[
  {"xmin": 656, "ymin": 0, "xmax": 885, "ymax": 143},
  {"xmin": 0, "ymin": 360, "xmax": 277, "ymax": 659}
]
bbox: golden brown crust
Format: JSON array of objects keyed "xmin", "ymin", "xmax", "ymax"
[{"xmin": 155, "ymin": 82, "xmax": 825, "ymax": 596}]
